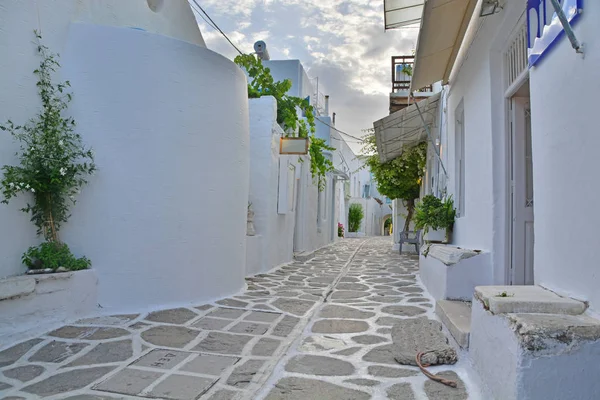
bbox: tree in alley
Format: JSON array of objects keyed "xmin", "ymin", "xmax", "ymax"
[{"xmin": 362, "ymin": 137, "xmax": 427, "ymax": 232}]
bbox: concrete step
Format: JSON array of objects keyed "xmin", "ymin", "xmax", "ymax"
[{"xmin": 435, "ymin": 300, "xmax": 471, "ymax": 348}]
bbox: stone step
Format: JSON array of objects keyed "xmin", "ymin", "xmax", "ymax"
[
  {"xmin": 470, "ymin": 294, "xmax": 600, "ymax": 400},
  {"xmin": 435, "ymin": 300, "xmax": 471, "ymax": 348},
  {"xmin": 474, "ymin": 285, "xmax": 586, "ymax": 315}
]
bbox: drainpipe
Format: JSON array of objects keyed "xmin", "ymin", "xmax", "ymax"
[
  {"xmin": 324, "ymin": 95, "xmax": 330, "ymax": 116},
  {"xmin": 332, "ymin": 112, "xmax": 336, "ymax": 125}
]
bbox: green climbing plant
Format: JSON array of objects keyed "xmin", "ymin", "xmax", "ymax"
[
  {"xmin": 0, "ymin": 31, "xmax": 95, "ymax": 271},
  {"xmin": 234, "ymin": 54, "xmax": 333, "ymax": 190}
]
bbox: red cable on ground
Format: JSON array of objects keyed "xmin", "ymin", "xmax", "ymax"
[{"xmin": 415, "ymin": 352, "xmax": 458, "ymax": 388}]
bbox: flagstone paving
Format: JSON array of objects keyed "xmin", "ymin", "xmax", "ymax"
[{"xmin": 0, "ymin": 238, "xmax": 482, "ymax": 399}]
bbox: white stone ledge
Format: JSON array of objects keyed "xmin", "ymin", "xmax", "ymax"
[
  {"xmin": 423, "ymin": 244, "xmax": 482, "ymax": 266},
  {"xmin": 0, "ymin": 269, "xmax": 98, "ymax": 345}
]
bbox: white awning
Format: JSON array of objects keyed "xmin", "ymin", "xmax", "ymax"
[
  {"xmin": 384, "ymin": 0, "xmax": 424, "ymax": 30},
  {"xmin": 373, "ymin": 93, "xmax": 441, "ymax": 163},
  {"xmin": 411, "ymin": 0, "xmax": 478, "ymax": 91}
]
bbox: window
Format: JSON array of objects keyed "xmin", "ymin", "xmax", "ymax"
[
  {"xmin": 455, "ymin": 101, "xmax": 465, "ymax": 217},
  {"xmin": 363, "ymin": 184, "xmax": 371, "ymax": 198}
]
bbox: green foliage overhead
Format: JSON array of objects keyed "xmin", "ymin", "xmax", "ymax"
[
  {"xmin": 0, "ymin": 31, "xmax": 94, "ymax": 270},
  {"xmin": 362, "ymin": 137, "xmax": 427, "ymax": 202},
  {"xmin": 234, "ymin": 54, "xmax": 333, "ymax": 190},
  {"xmin": 413, "ymin": 194, "xmax": 456, "ymax": 234},
  {"xmin": 348, "ymin": 203, "xmax": 364, "ymax": 233}
]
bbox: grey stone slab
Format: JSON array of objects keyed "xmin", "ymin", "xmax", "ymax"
[
  {"xmin": 245, "ymin": 311, "xmax": 281, "ymax": 323},
  {"xmin": 63, "ymin": 395, "xmax": 116, "ymax": 400},
  {"xmin": 387, "ymin": 383, "xmax": 416, "ymax": 400},
  {"xmin": 181, "ymin": 353, "xmax": 239, "ymax": 375},
  {"xmin": 377, "ymin": 328, "xmax": 392, "ymax": 335},
  {"xmin": 436, "ymin": 300, "xmax": 471, "ymax": 348},
  {"xmin": 424, "ymin": 370, "xmax": 467, "ymax": 400},
  {"xmin": 344, "ymin": 378, "xmax": 380, "ymax": 387},
  {"xmin": 318, "ymin": 305, "xmax": 375, "ymax": 319},
  {"xmin": 93, "ymin": 367, "xmax": 161, "ymax": 396},
  {"xmin": 352, "ymin": 335, "xmax": 389, "ymax": 345},
  {"xmin": 207, "ymin": 389, "xmax": 238, "ymax": 400},
  {"xmin": 392, "ymin": 317, "xmax": 457, "ymax": 366},
  {"xmin": 131, "ymin": 349, "xmax": 191, "ymax": 370},
  {"xmin": 76, "ymin": 314, "xmax": 139, "ymax": 326},
  {"xmin": 332, "ymin": 347, "xmax": 361, "ymax": 356},
  {"xmin": 335, "ymin": 283, "xmax": 370, "ymax": 291},
  {"xmin": 3, "ymin": 364, "xmax": 45, "ymax": 382},
  {"xmin": 194, "ymin": 332, "xmax": 253, "ymax": 355},
  {"xmin": 226, "ymin": 359, "xmax": 265, "ymax": 388},
  {"xmin": 407, "ymin": 297, "xmax": 430, "ymax": 303},
  {"xmin": 375, "ymin": 317, "xmax": 404, "ymax": 326},
  {"xmin": 149, "ymin": 374, "xmax": 217, "ymax": 399},
  {"xmin": 129, "ymin": 321, "xmax": 151, "ymax": 330},
  {"xmin": 285, "ymin": 355, "xmax": 354, "ymax": 376},
  {"xmin": 145, "ymin": 307, "xmax": 198, "ymax": 325},
  {"xmin": 23, "ymin": 366, "xmax": 115, "ymax": 397},
  {"xmin": 207, "ymin": 308, "xmax": 247, "ymax": 320},
  {"xmin": 141, "ymin": 325, "xmax": 200, "ymax": 348},
  {"xmin": 49, "ymin": 326, "xmax": 130, "ymax": 340},
  {"xmin": 272, "ymin": 315, "xmax": 300, "ymax": 337},
  {"xmin": 253, "ymin": 304, "xmax": 277, "ymax": 311},
  {"xmin": 66, "ymin": 339, "xmax": 133, "ymax": 367},
  {"xmin": 217, "ymin": 298, "xmax": 249, "ymax": 308},
  {"xmin": 368, "ymin": 297, "xmax": 404, "ymax": 304},
  {"xmin": 368, "ymin": 365, "xmax": 418, "ymax": 378},
  {"xmin": 330, "ymin": 291, "xmax": 370, "ymax": 300},
  {"xmin": 193, "ymin": 317, "xmax": 232, "ymax": 330},
  {"xmin": 397, "ymin": 287, "xmax": 424, "ymax": 294},
  {"xmin": 229, "ymin": 321, "xmax": 270, "ymax": 335},
  {"xmin": 312, "ymin": 320, "xmax": 369, "ymax": 334},
  {"xmin": 29, "ymin": 341, "xmax": 89, "ymax": 363},
  {"xmin": 362, "ymin": 344, "xmax": 397, "ymax": 365},
  {"xmin": 381, "ymin": 305, "xmax": 427, "ymax": 316},
  {"xmin": 272, "ymin": 298, "xmax": 315, "ymax": 316},
  {"xmin": 196, "ymin": 304, "xmax": 214, "ymax": 311},
  {"xmin": 299, "ymin": 336, "xmax": 347, "ymax": 352},
  {"xmin": 0, "ymin": 339, "xmax": 43, "ymax": 367},
  {"xmin": 252, "ymin": 338, "xmax": 281, "ymax": 356},
  {"xmin": 265, "ymin": 377, "xmax": 370, "ymax": 400},
  {"xmin": 0, "ymin": 382, "xmax": 12, "ymax": 390}
]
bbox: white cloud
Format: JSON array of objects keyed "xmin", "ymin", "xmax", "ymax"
[{"xmin": 189, "ymin": 0, "xmax": 417, "ymax": 148}]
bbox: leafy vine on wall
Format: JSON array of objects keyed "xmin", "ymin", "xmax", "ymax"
[{"xmin": 234, "ymin": 54, "xmax": 334, "ymax": 190}]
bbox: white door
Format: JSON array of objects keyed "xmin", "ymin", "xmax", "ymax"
[{"xmin": 510, "ymin": 96, "xmax": 534, "ymax": 285}]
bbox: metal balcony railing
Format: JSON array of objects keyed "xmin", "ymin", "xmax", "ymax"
[{"xmin": 391, "ymin": 55, "xmax": 432, "ymax": 93}]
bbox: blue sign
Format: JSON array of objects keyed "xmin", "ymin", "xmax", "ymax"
[{"xmin": 527, "ymin": 0, "xmax": 583, "ymax": 67}]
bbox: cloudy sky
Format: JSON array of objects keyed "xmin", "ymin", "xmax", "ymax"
[{"xmin": 188, "ymin": 0, "xmax": 418, "ymax": 153}]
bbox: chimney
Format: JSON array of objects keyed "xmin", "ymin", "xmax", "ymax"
[
  {"xmin": 324, "ymin": 95, "xmax": 330, "ymax": 116},
  {"xmin": 332, "ymin": 112, "xmax": 336, "ymax": 125}
]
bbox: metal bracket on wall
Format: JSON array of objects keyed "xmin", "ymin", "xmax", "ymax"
[{"xmin": 548, "ymin": 0, "xmax": 584, "ymax": 55}]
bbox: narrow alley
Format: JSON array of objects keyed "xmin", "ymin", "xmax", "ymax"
[{"xmin": 0, "ymin": 238, "xmax": 481, "ymax": 399}]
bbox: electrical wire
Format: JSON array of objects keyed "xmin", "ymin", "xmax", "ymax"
[
  {"xmin": 189, "ymin": 2, "xmax": 218, "ymax": 31},
  {"xmin": 318, "ymin": 119, "xmax": 367, "ymax": 142},
  {"xmin": 190, "ymin": 0, "xmax": 243, "ymax": 55}
]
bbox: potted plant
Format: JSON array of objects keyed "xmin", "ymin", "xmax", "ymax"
[
  {"xmin": 348, "ymin": 203, "xmax": 364, "ymax": 235},
  {"xmin": 338, "ymin": 222, "xmax": 344, "ymax": 238},
  {"xmin": 247, "ymin": 202, "xmax": 256, "ymax": 236},
  {"xmin": 413, "ymin": 195, "xmax": 456, "ymax": 243}
]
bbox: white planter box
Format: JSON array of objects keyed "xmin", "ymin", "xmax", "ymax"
[
  {"xmin": 0, "ymin": 269, "xmax": 98, "ymax": 344},
  {"xmin": 346, "ymin": 232, "xmax": 366, "ymax": 238},
  {"xmin": 424, "ymin": 228, "xmax": 446, "ymax": 242}
]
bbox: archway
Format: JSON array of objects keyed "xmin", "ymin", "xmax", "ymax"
[{"xmin": 382, "ymin": 214, "xmax": 393, "ymax": 236}]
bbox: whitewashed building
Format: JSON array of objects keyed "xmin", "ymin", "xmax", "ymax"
[
  {"xmin": 377, "ymin": 1, "xmax": 600, "ymax": 398},
  {"xmin": 245, "ymin": 56, "xmax": 380, "ymax": 275},
  {"xmin": 0, "ymin": 0, "xmax": 249, "ymax": 341}
]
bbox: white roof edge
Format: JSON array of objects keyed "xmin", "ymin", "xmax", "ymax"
[{"xmin": 410, "ymin": 0, "xmax": 478, "ymax": 91}]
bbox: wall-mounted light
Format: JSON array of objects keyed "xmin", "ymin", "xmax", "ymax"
[
  {"xmin": 435, "ymin": 138, "xmax": 440, "ymax": 146},
  {"xmin": 280, "ymin": 137, "xmax": 309, "ymax": 155},
  {"xmin": 480, "ymin": 0, "xmax": 500, "ymax": 17}
]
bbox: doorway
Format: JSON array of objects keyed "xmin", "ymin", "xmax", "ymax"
[{"xmin": 509, "ymin": 82, "xmax": 534, "ymax": 285}]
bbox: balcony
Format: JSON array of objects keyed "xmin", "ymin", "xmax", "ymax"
[
  {"xmin": 390, "ymin": 55, "xmax": 434, "ymax": 114},
  {"xmin": 391, "ymin": 55, "xmax": 432, "ymax": 93}
]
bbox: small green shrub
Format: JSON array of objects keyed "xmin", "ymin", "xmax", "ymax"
[
  {"xmin": 22, "ymin": 241, "xmax": 91, "ymax": 271},
  {"xmin": 348, "ymin": 203, "xmax": 364, "ymax": 233},
  {"xmin": 413, "ymin": 195, "xmax": 456, "ymax": 234}
]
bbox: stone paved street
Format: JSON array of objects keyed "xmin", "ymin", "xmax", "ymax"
[{"xmin": 0, "ymin": 238, "xmax": 482, "ymax": 399}]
